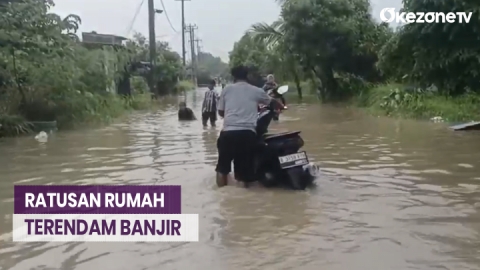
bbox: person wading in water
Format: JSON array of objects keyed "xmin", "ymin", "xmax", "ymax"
[
  {"xmin": 178, "ymin": 102, "xmax": 196, "ymax": 121},
  {"xmin": 201, "ymin": 79, "xmax": 219, "ymax": 127}
]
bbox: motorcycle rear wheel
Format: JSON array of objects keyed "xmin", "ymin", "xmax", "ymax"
[
  {"xmin": 286, "ymin": 167, "xmax": 309, "ymax": 190},
  {"xmin": 258, "ymin": 172, "xmax": 276, "ymax": 187}
]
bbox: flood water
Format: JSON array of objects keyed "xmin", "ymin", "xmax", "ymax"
[{"xmin": 1, "ymin": 88, "xmax": 480, "ymax": 270}]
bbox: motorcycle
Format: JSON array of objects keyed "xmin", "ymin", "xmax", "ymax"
[
  {"xmin": 267, "ymin": 85, "xmax": 288, "ymax": 121},
  {"xmin": 254, "ymin": 85, "xmax": 318, "ymax": 190}
]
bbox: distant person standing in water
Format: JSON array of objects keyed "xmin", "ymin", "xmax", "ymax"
[
  {"xmin": 178, "ymin": 102, "xmax": 196, "ymax": 121},
  {"xmin": 201, "ymin": 79, "xmax": 218, "ymax": 126}
]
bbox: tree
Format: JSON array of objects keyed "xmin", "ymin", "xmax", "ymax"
[
  {"xmin": 249, "ymin": 20, "xmax": 304, "ymax": 98},
  {"xmin": 230, "ymin": 0, "xmax": 480, "ymax": 105},
  {"xmin": 229, "ymin": 0, "xmax": 390, "ymax": 100},
  {"xmin": 378, "ymin": 0, "xmax": 480, "ymax": 95},
  {"xmin": 126, "ymin": 32, "xmax": 183, "ymax": 95},
  {"xmin": 0, "ymin": 0, "xmax": 180, "ymax": 131},
  {"xmin": 61, "ymin": 14, "xmax": 82, "ymax": 41},
  {"xmin": 280, "ymin": 0, "xmax": 388, "ymax": 100},
  {"xmin": 228, "ymin": 33, "xmax": 272, "ymax": 73},
  {"xmin": 197, "ymin": 52, "xmax": 228, "ymax": 76}
]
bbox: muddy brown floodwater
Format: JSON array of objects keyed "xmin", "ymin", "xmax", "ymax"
[{"xmin": 0, "ymin": 88, "xmax": 480, "ymax": 270}]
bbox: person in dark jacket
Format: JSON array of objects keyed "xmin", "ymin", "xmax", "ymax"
[
  {"xmin": 178, "ymin": 102, "xmax": 196, "ymax": 121},
  {"xmin": 262, "ymin": 74, "xmax": 286, "ymax": 106},
  {"xmin": 262, "ymin": 74, "xmax": 277, "ymax": 92}
]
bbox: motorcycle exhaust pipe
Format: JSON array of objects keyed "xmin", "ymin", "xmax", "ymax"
[{"xmin": 303, "ymin": 163, "xmax": 320, "ymax": 177}]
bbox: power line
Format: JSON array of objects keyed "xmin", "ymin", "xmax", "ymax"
[
  {"xmin": 156, "ymin": 31, "xmax": 180, "ymax": 42},
  {"xmin": 126, "ymin": 0, "xmax": 146, "ymax": 35},
  {"xmin": 159, "ymin": 0, "xmax": 178, "ymax": 33}
]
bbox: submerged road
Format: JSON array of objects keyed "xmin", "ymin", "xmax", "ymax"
[{"xmin": 0, "ymin": 88, "xmax": 479, "ymax": 269}]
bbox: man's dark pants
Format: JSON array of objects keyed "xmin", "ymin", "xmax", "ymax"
[
  {"xmin": 216, "ymin": 130, "xmax": 257, "ymax": 182},
  {"xmin": 202, "ymin": 111, "xmax": 217, "ymax": 126}
]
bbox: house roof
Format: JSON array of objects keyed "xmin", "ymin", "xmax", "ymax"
[{"xmin": 82, "ymin": 32, "xmax": 128, "ymax": 45}]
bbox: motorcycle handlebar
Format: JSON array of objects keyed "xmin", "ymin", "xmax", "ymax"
[{"xmin": 259, "ymin": 103, "xmax": 287, "ymax": 112}]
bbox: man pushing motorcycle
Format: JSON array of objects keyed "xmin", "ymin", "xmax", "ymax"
[{"xmin": 216, "ymin": 66, "xmax": 285, "ymax": 187}]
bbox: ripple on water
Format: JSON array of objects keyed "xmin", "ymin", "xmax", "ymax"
[{"xmin": 0, "ymin": 92, "xmax": 480, "ymax": 269}]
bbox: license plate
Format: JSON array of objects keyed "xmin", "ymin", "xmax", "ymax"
[{"xmin": 278, "ymin": 151, "xmax": 309, "ymax": 169}]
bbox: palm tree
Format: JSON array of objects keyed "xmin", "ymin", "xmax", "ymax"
[
  {"xmin": 61, "ymin": 14, "xmax": 81, "ymax": 41},
  {"xmin": 249, "ymin": 20, "xmax": 303, "ymax": 99},
  {"xmin": 249, "ymin": 20, "xmax": 285, "ymax": 48},
  {"xmin": 62, "ymin": 14, "xmax": 81, "ymax": 33}
]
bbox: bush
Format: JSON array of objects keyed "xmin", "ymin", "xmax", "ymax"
[
  {"xmin": 131, "ymin": 77, "xmax": 149, "ymax": 94},
  {"xmin": 0, "ymin": 114, "xmax": 33, "ymax": 137},
  {"xmin": 0, "ymin": 0, "xmax": 166, "ymax": 137},
  {"xmin": 333, "ymin": 72, "xmax": 371, "ymax": 100},
  {"xmin": 285, "ymin": 80, "xmax": 318, "ymax": 96},
  {"xmin": 123, "ymin": 93, "xmax": 152, "ymax": 110},
  {"xmin": 357, "ymin": 83, "xmax": 480, "ymax": 122},
  {"xmin": 173, "ymin": 80, "xmax": 195, "ymax": 94},
  {"xmin": 284, "ymin": 74, "xmax": 371, "ymax": 102}
]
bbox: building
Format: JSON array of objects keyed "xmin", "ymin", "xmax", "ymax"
[
  {"xmin": 81, "ymin": 32, "xmax": 127, "ymax": 46},
  {"xmin": 81, "ymin": 32, "xmax": 129, "ymax": 94}
]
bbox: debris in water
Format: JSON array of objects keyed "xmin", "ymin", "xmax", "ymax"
[
  {"xmin": 35, "ymin": 131, "xmax": 48, "ymax": 142},
  {"xmin": 430, "ymin": 116, "xmax": 444, "ymax": 122}
]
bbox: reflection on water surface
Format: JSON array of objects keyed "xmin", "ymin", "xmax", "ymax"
[{"xmin": 0, "ymin": 89, "xmax": 479, "ymax": 269}]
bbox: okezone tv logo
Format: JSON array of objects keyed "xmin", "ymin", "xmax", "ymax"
[{"xmin": 380, "ymin": 8, "xmax": 472, "ymax": 24}]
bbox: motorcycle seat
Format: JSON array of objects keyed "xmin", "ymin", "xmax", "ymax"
[{"xmin": 263, "ymin": 131, "xmax": 301, "ymax": 140}]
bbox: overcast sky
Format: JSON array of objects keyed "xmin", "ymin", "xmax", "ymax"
[{"xmin": 52, "ymin": 0, "xmax": 402, "ymax": 62}]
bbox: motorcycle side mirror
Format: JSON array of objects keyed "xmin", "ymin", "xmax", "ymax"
[{"xmin": 277, "ymin": 85, "xmax": 289, "ymax": 95}]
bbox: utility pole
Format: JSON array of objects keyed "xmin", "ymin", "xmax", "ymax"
[
  {"xmin": 147, "ymin": 0, "xmax": 156, "ymax": 95},
  {"xmin": 147, "ymin": 1, "xmax": 163, "ymax": 96},
  {"xmin": 186, "ymin": 24, "xmax": 197, "ymax": 86},
  {"xmin": 175, "ymin": 0, "xmax": 190, "ymax": 67},
  {"xmin": 194, "ymin": 38, "xmax": 201, "ymax": 65}
]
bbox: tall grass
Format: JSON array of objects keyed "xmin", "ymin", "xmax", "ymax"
[
  {"xmin": 173, "ymin": 80, "xmax": 195, "ymax": 94},
  {"xmin": 284, "ymin": 80, "xmax": 318, "ymax": 97},
  {"xmin": 281, "ymin": 79, "xmax": 480, "ymax": 122},
  {"xmin": 356, "ymin": 83, "xmax": 480, "ymax": 122},
  {"xmin": 0, "ymin": 92, "xmax": 154, "ymax": 137},
  {"xmin": 0, "ymin": 75, "xmax": 194, "ymax": 137}
]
